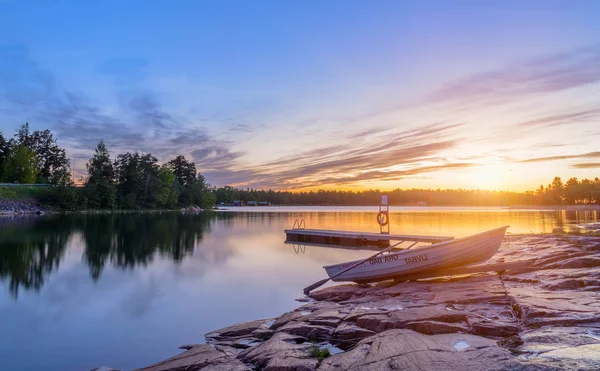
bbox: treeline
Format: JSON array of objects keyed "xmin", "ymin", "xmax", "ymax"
[
  {"xmin": 533, "ymin": 176, "xmax": 600, "ymax": 205},
  {"xmin": 214, "ymin": 187, "xmax": 537, "ymax": 206},
  {"xmin": 215, "ymin": 176, "xmax": 600, "ymax": 206},
  {"xmin": 0, "ymin": 123, "xmax": 214, "ymax": 210}
]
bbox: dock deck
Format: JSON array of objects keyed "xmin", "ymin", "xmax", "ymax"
[{"xmin": 285, "ymin": 228, "xmax": 453, "ymax": 247}]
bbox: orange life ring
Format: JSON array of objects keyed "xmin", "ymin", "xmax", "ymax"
[{"xmin": 376, "ymin": 212, "xmax": 389, "ymax": 226}]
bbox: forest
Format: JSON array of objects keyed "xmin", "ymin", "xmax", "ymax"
[
  {"xmin": 0, "ymin": 123, "xmax": 215, "ymax": 210},
  {"xmin": 213, "ymin": 177, "xmax": 600, "ymax": 207}
]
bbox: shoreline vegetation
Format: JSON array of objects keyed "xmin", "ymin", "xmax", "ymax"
[{"xmin": 1, "ymin": 123, "xmax": 600, "ymax": 212}]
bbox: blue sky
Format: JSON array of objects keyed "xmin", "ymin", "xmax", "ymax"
[{"xmin": 1, "ymin": 0, "xmax": 599, "ymax": 190}]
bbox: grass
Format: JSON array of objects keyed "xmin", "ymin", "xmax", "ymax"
[
  {"xmin": 0, "ymin": 185, "xmax": 52, "ymax": 201},
  {"xmin": 308, "ymin": 345, "xmax": 331, "ymax": 361}
]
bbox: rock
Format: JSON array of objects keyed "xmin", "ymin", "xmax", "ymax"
[
  {"xmin": 469, "ymin": 321, "xmax": 520, "ymax": 337},
  {"xmin": 557, "ymin": 256, "xmax": 600, "ymax": 269},
  {"xmin": 132, "ymin": 344, "xmax": 232, "ymax": 371},
  {"xmin": 200, "ymin": 360, "xmax": 251, "ymax": 371},
  {"xmin": 406, "ymin": 320, "xmax": 469, "ymax": 335},
  {"xmin": 278, "ymin": 321, "xmax": 334, "ymax": 340},
  {"xmin": 510, "ymin": 326, "xmax": 600, "ymax": 370},
  {"xmin": 356, "ymin": 305, "xmax": 467, "ymax": 332},
  {"xmin": 270, "ymin": 311, "xmax": 306, "ymax": 330},
  {"xmin": 304, "ymin": 309, "xmax": 347, "ymax": 327},
  {"xmin": 318, "ymin": 329, "xmax": 513, "ymax": 371},
  {"xmin": 206, "ymin": 318, "xmax": 274, "ymax": 341},
  {"xmin": 238, "ymin": 332, "xmax": 313, "ymax": 368},
  {"xmin": 332, "ymin": 322, "xmax": 376, "ymax": 344},
  {"xmin": 265, "ymin": 357, "xmax": 319, "ymax": 371},
  {"xmin": 309, "ymin": 284, "xmax": 365, "ymax": 302}
]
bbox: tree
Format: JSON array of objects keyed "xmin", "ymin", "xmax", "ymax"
[
  {"xmin": 87, "ymin": 140, "xmax": 114, "ymax": 183},
  {"xmin": 45, "ymin": 166, "xmax": 79, "ymax": 210},
  {"xmin": 0, "ymin": 131, "xmax": 10, "ymax": 181},
  {"xmin": 564, "ymin": 177, "xmax": 580, "ymax": 204},
  {"xmin": 113, "ymin": 152, "xmax": 163, "ymax": 209},
  {"xmin": 4, "ymin": 145, "xmax": 39, "ymax": 184},
  {"xmin": 550, "ymin": 176, "xmax": 564, "ymax": 204},
  {"xmin": 14, "ymin": 123, "xmax": 69, "ymax": 183},
  {"xmin": 157, "ymin": 164, "xmax": 178, "ymax": 208},
  {"xmin": 85, "ymin": 141, "xmax": 117, "ymax": 209},
  {"xmin": 167, "ymin": 155, "xmax": 197, "ymax": 187}
]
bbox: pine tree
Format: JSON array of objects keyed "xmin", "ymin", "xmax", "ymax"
[
  {"xmin": 85, "ymin": 140, "xmax": 116, "ymax": 209},
  {"xmin": 167, "ymin": 155, "xmax": 197, "ymax": 187}
]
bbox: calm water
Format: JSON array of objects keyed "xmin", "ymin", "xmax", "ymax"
[{"xmin": 0, "ymin": 207, "xmax": 598, "ymax": 371}]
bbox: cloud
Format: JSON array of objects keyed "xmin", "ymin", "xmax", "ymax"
[
  {"xmin": 290, "ymin": 163, "xmax": 474, "ymax": 188},
  {"xmin": 0, "ymin": 47, "xmax": 239, "ymax": 179},
  {"xmin": 427, "ymin": 44, "xmax": 600, "ymax": 106},
  {"xmin": 519, "ymin": 151, "xmax": 600, "ymax": 163},
  {"xmin": 518, "ymin": 109, "xmax": 600, "ymax": 128},
  {"xmin": 191, "ymin": 146, "xmax": 242, "ymax": 171},
  {"xmin": 204, "ymin": 122, "xmax": 463, "ymax": 189},
  {"xmin": 571, "ymin": 163, "xmax": 600, "ymax": 169}
]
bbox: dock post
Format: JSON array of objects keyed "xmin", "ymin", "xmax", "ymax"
[{"xmin": 378, "ymin": 194, "xmax": 390, "ymax": 235}]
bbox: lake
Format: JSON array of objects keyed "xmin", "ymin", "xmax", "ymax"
[{"xmin": 0, "ymin": 207, "xmax": 598, "ymax": 371}]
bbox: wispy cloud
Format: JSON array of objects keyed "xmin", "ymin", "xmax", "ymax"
[
  {"xmin": 204, "ymin": 122, "xmax": 464, "ymax": 189},
  {"xmin": 427, "ymin": 44, "xmax": 600, "ymax": 106},
  {"xmin": 519, "ymin": 151, "xmax": 600, "ymax": 163},
  {"xmin": 519, "ymin": 109, "xmax": 600, "ymax": 128},
  {"xmin": 571, "ymin": 162, "xmax": 600, "ymax": 169}
]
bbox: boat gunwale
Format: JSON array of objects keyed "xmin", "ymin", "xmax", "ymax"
[{"xmin": 322, "ymin": 225, "xmax": 509, "ymax": 270}]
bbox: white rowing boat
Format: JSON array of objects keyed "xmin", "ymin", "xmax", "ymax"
[{"xmin": 323, "ymin": 226, "xmax": 509, "ymax": 283}]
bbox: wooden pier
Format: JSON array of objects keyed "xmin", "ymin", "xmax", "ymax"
[{"xmin": 284, "ymin": 228, "xmax": 453, "ymax": 248}]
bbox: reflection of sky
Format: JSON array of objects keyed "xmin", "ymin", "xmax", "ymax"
[
  {"xmin": 1, "ymin": 1, "xmax": 599, "ymax": 191},
  {"xmin": 0, "ymin": 209, "xmax": 599, "ymax": 370}
]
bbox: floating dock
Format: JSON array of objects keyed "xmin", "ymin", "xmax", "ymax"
[{"xmin": 284, "ymin": 228, "xmax": 453, "ymax": 247}]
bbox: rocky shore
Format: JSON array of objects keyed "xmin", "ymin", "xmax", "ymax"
[
  {"xmin": 0, "ymin": 199, "xmax": 46, "ymax": 215},
  {"xmin": 94, "ymin": 234, "xmax": 600, "ymax": 371}
]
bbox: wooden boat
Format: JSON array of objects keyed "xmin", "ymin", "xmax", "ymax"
[{"xmin": 323, "ymin": 226, "xmax": 509, "ymax": 283}]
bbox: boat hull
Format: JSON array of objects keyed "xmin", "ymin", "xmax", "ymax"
[{"xmin": 324, "ymin": 226, "xmax": 509, "ymax": 283}]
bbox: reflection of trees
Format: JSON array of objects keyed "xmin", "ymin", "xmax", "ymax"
[
  {"xmin": 81, "ymin": 213, "xmax": 216, "ymax": 280},
  {"xmin": 1, "ymin": 212, "xmax": 227, "ymax": 298},
  {"xmin": 0, "ymin": 215, "xmax": 73, "ymax": 298}
]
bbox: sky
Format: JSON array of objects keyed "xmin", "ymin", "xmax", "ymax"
[{"xmin": 0, "ymin": 0, "xmax": 599, "ymax": 191}]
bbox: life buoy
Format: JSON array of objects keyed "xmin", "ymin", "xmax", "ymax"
[{"xmin": 376, "ymin": 211, "xmax": 389, "ymax": 226}]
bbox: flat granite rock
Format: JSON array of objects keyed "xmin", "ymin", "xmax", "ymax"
[
  {"xmin": 206, "ymin": 318, "xmax": 274, "ymax": 341},
  {"xmin": 132, "ymin": 344, "xmax": 232, "ymax": 371},
  {"xmin": 318, "ymin": 329, "xmax": 513, "ymax": 371},
  {"xmin": 237, "ymin": 332, "xmax": 314, "ymax": 368}
]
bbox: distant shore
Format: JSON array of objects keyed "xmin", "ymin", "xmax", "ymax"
[{"xmin": 508, "ymin": 204, "xmax": 600, "ymax": 210}]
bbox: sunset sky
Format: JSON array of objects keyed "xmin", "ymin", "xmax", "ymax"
[{"xmin": 1, "ymin": 0, "xmax": 599, "ymax": 191}]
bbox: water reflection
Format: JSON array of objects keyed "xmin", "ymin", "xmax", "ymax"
[
  {"xmin": 1, "ymin": 208, "xmax": 599, "ymax": 299},
  {"xmin": 0, "ymin": 212, "xmax": 227, "ymax": 298}
]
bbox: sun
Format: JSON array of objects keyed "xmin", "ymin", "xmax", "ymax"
[{"xmin": 463, "ymin": 165, "xmax": 506, "ymax": 191}]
